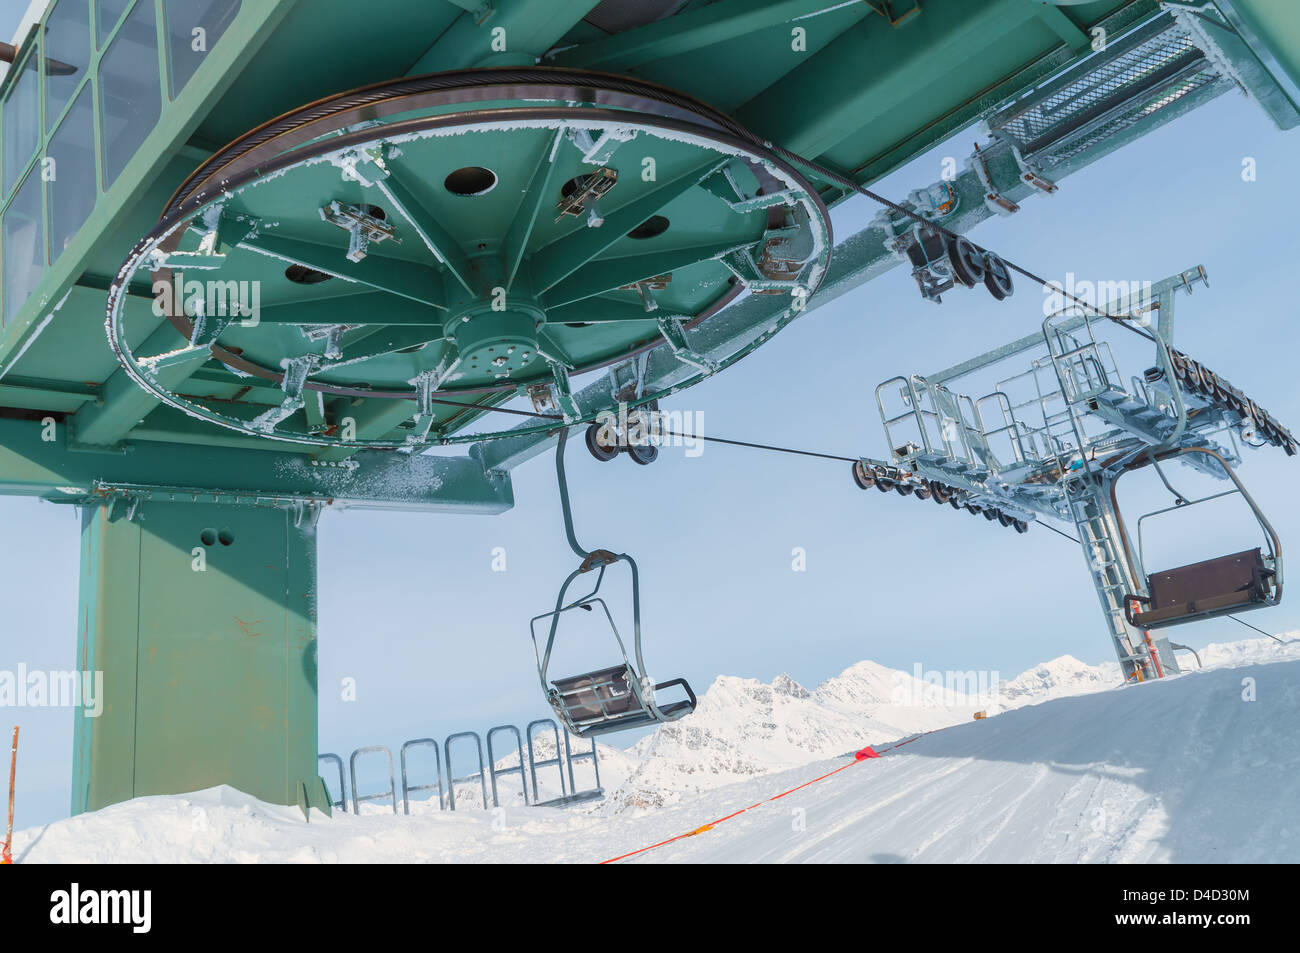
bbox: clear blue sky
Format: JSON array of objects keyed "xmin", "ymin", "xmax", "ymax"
[{"xmin": 3, "ymin": 13, "xmax": 1299, "ymax": 826}]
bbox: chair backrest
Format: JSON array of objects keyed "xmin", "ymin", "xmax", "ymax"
[{"xmin": 1148, "ymin": 548, "xmax": 1264, "ymax": 609}]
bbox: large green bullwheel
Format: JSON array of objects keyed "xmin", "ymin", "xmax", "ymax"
[{"xmin": 106, "ymin": 70, "xmax": 832, "ymax": 450}]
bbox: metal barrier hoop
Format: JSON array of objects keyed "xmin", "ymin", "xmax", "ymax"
[
  {"xmin": 400, "ymin": 738, "xmax": 444, "ymax": 815},
  {"xmin": 443, "ymin": 731, "xmax": 489, "ymax": 811},
  {"xmin": 349, "ymin": 745, "xmax": 397, "ymax": 814},
  {"xmin": 487, "ymin": 724, "xmax": 529, "ymax": 808}
]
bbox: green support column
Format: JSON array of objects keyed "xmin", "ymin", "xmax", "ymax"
[{"xmin": 72, "ymin": 498, "xmax": 329, "ymax": 817}]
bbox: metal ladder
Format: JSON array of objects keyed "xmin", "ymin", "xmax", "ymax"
[{"xmin": 1066, "ymin": 482, "xmax": 1152, "ymax": 680}]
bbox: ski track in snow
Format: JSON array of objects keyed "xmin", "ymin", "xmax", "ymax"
[{"xmin": 12, "ymin": 636, "xmax": 1300, "ymax": 863}]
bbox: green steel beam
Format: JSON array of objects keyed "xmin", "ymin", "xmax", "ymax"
[
  {"xmin": 1035, "ymin": 4, "xmax": 1093, "ymax": 52},
  {"xmin": 406, "ymin": 0, "xmax": 600, "ymax": 71},
  {"xmin": 0, "ymin": 416, "xmax": 513, "ymax": 512},
  {"xmin": 837, "ymin": 2, "xmax": 1158, "ymax": 189},
  {"xmin": 1171, "ymin": 1, "xmax": 1300, "ymax": 130},
  {"xmin": 1214, "ymin": 0, "xmax": 1300, "ymax": 110},
  {"xmin": 0, "ymin": 376, "xmax": 99, "ymax": 409},
  {"xmin": 552, "ymin": 0, "xmax": 869, "ymax": 71},
  {"xmin": 735, "ymin": 0, "xmax": 1035, "ymax": 159},
  {"xmin": 73, "ymin": 324, "xmax": 213, "ymax": 448},
  {"xmin": 311, "ymin": 397, "xmax": 422, "ymax": 463}
]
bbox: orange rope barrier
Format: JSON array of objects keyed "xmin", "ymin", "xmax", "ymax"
[
  {"xmin": 2, "ymin": 726, "xmax": 17, "ymax": 866},
  {"xmin": 599, "ymin": 734, "xmax": 927, "ymax": 864}
]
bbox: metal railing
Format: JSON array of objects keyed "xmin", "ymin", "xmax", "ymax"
[{"xmin": 328, "ymin": 718, "xmax": 603, "ymax": 816}]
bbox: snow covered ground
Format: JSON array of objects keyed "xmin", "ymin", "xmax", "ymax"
[{"xmin": 11, "ymin": 635, "xmax": 1300, "ymax": 863}]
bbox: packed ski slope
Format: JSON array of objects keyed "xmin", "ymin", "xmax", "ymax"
[{"xmin": 12, "ymin": 636, "xmax": 1300, "ymax": 863}]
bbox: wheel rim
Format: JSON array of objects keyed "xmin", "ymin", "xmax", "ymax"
[
  {"xmin": 983, "ymin": 253, "xmax": 1013, "ymax": 300},
  {"xmin": 949, "ymin": 236, "xmax": 985, "ymax": 288}
]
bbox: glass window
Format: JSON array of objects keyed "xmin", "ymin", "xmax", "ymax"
[
  {"xmin": 2, "ymin": 49, "xmax": 40, "ymax": 197},
  {"xmin": 3, "ymin": 170, "xmax": 46, "ymax": 325},
  {"xmin": 96, "ymin": 0, "xmax": 133, "ymax": 48},
  {"xmin": 44, "ymin": 0, "xmax": 92, "ymax": 133},
  {"xmin": 98, "ymin": 0, "xmax": 160, "ymax": 188},
  {"xmin": 47, "ymin": 84, "xmax": 97, "ymax": 260},
  {"xmin": 164, "ymin": 0, "xmax": 241, "ymax": 98}
]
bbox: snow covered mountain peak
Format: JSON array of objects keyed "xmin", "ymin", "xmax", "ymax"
[
  {"xmin": 998, "ymin": 654, "xmax": 1119, "ymax": 704},
  {"xmin": 771, "ymin": 672, "xmax": 810, "ymax": 699}
]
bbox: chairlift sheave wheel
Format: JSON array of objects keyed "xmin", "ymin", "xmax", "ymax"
[
  {"xmin": 948, "ymin": 236, "xmax": 986, "ymax": 288},
  {"xmin": 627, "ymin": 442, "xmax": 659, "ymax": 466},
  {"xmin": 852, "ymin": 460, "xmax": 876, "ymax": 490},
  {"xmin": 983, "ymin": 252, "xmax": 1014, "ymax": 300},
  {"xmin": 585, "ymin": 423, "xmax": 620, "ymax": 462}
]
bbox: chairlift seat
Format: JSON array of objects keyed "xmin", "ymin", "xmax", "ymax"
[
  {"xmin": 549, "ymin": 664, "xmax": 695, "ymax": 738},
  {"xmin": 1128, "ymin": 548, "xmax": 1275, "ymax": 629}
]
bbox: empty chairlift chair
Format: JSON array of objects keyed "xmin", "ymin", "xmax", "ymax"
[
  {"xmin": 531, "ymin": 429, "xmax": 697, "ymax": 739},
  {"xmin": 1123, "ymin": 448, "xmax": 1282, "ymax": 630}
]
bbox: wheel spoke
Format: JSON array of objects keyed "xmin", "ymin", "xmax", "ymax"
[
  {"xmin": 503, "ymin": 130, "xmax": 565, "ymax": 290},
  {"xmin": 544, "ymin": 241, "xmax": 747, "ymax": 309},
  {"xmin": 241, "ymin": 233, "xmax": 445, "ymax": 309},
  {"xmin": 252, "ymin": 291, "xmax": 443, "ymax": 327}
]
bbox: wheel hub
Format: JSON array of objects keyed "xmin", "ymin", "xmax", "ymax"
[{"xmin": 452, "ymin": 306, "xmax": 543, "ymax": 378}]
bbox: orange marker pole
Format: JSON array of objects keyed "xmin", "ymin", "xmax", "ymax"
[{"xmin": 2, "ymin": 727, "xmax": 17, "ymax": 865}]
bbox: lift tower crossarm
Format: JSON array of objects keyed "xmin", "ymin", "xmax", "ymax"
[{"xmin": 926, "ymin": 267, "xmax": 1209, "ymax": 387}]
